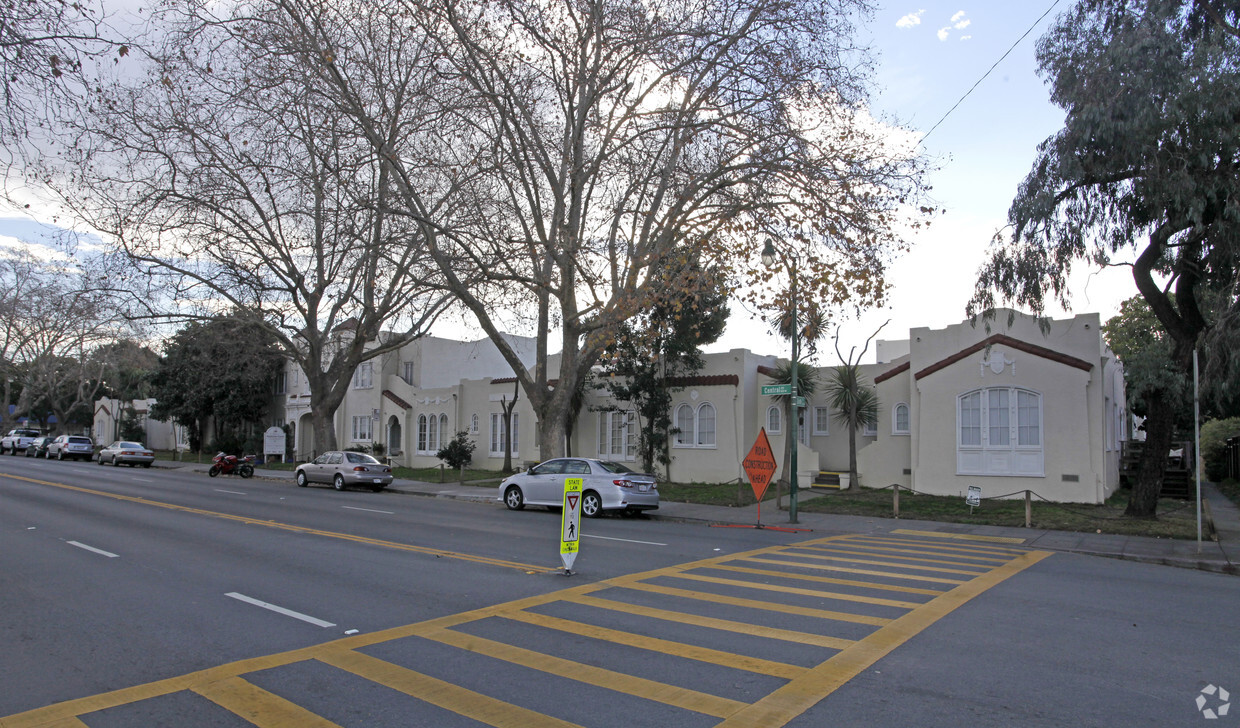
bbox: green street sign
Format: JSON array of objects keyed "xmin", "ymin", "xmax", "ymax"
[
  {"xmin": 793, "ymin": 396, "xmax": 807, "ymax": 408},
  {"xmin": 761, "ymin": 384, "xmax": 792, "ymax": 396}
]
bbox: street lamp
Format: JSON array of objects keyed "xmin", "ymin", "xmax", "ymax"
[{"xmin": 762, "ymin": 239, "xmax": 800, "ymax": 524}]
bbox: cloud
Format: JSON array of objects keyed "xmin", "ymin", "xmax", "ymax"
[
  {"xmin": 954, "ymin": 18, "xmax": 971, "ymax": 29},
  {"xmin": 951, "ymin": 10, "xmax": 966, "ymax": 22},
  {"xmin": 937, "ymin": 26, "xmax": 950, "ymax": 41},
  {"xmin": 960, "ymin": 35, "xmax": 972, "ymax": 41},
  {"xmin": 896, "ymin": 9, "xmax": 925, "ymax": 29}
]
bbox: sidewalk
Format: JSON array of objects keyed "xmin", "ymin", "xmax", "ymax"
[{"xmin": 167, "ymin": 460, "xmax": 1239, "ymax": 576}]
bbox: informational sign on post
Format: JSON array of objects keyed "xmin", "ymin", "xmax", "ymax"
[
  {"xmin": 263, "ymin": 426, "xmax": 287, "ymax": 463},
  {"xmin": 560, "ymin": 477, "xmax": 583, "ymax": 574},
  {"xmin": 966, "ymin": 485, "xmax": 982, "ymax": 508}
]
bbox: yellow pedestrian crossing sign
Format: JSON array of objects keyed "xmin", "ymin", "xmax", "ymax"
[{"xmin": 560, "ymin": 478, "xmax": 583, "ymax": 573}]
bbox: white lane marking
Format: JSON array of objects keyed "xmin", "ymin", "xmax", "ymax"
[
  {"xmin": 225, "ymin": 592, "xmax": 335, "ymax": 628},
  {"xmin": 215, "ymin": 489, "xmax": 247, "ymax": 495},
  {"xmin": 342, "ymin": 506, "xmax": 395, "ymax": 515},
  {"xmin": 68, "ymin": 541, "xmax": 119, "ymax": 558},
  {"xmin": 582, "ymin": 534, "xmax": 667, "ymax": 546},
  {"xmin": 69, "ymin": 468, "xmax": 93, "ymax": 474},
  {"xmin": 132, "ymin": 478, "xmax": 154, "ymax": 483}
]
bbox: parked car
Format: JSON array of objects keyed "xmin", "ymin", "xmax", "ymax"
[
  {"xmin": 1, "ymin": 428, "xmax": 42, "ymax": 455},
  {"xmin": 97, "ymin": 441, "xmax": 155, "ymax": 467},
  {"xmin": 499, "ymin": 457, "xmax": 659, "ymax": 517},
  {"xmin": 47, "ymin": 435, "xmax": 95, "ymax": 461},
  {"xmin": 25, "ymin": 436, "xmax": 56, "ymax": 458},
  {"xmin": 295, "ymin": 451, "xmax": 392, "ymax": 492}
]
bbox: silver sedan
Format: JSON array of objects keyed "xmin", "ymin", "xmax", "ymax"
[
  {"xmin": 295, "ymin": 451, "xmax": 393, "ymax": 492},
  {"xmin": 97, "ymin": 441, "xmax": 155, "ymax": 467},
  {"xmin": 499, "ymin": 458, "xmax": 659, "ymax": 517}
]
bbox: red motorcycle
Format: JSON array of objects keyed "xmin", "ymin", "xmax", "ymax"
[{"xmin": 209, "ymin": 452, "xmax": 255, "ymax": 478}]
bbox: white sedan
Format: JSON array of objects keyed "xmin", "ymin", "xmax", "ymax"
[{"xmin": 499, "ymin": 458, "xmax": 659, "ymax": 517}]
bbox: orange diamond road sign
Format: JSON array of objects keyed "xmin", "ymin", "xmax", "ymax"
[{"xmin": 742, "ymin": 427, "xmax": 778, "ymax": 501}]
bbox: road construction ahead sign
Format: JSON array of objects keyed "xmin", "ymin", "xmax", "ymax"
[
  {"xmin": 742, "ymin": 428, "xmax": 778, "ymax": 501},
  {"xmin": 560, "ymin": 477, "xmax": 583, "ymax": 572}
]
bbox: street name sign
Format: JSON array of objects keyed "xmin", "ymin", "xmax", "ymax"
[
  {"xmin": 560, "ymin": 477, "xmax": 583, "ymax": 573},
  {"xmin": 793, "ymin": 396, "xmax": 807, "ymax": 408},
  {"xmin": 761, "ymin": 384, "xmax": 792, "ymax": 396}
]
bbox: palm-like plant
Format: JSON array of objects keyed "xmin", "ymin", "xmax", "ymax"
[
  {"xmin": 823, "ymin": 364, "xmax": 879, "ymax": 489},
  {"xmin": 767, "ymin": 360, "xmax": 819, "ymax": 499}
]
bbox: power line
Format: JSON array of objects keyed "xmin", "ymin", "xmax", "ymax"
[{"xmin": 920, "ymin": 0, "xmax": 1065, "ymax": 144}]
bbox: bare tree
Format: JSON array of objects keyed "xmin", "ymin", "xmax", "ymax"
[
  {"xmin": 39, "ymin": 7, "xmax": 451, "ymax": 450},
  {"xmin": 261, "ymin": 0, "xmax": 930, "ymax": 460}
]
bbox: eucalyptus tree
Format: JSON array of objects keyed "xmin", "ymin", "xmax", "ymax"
[
  {"xmin": 41, "ymin": 7, "xmax": 451, "ymax": 450},
  {"xmin": 264, "ymin": 0, "xmax": 931, "ymax": 460},
  {"xmin": 970, "ymin": 0, "xmax": 1240, "ymax": 517}
]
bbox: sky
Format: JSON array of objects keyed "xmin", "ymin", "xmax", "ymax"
[
  {"xmin": 708, "ymin": 0, "xmax": 1136, "ymax": 363},
  {"xmin": 0, "ymin": 1, "xmax": 1139, "ymax": 363}
]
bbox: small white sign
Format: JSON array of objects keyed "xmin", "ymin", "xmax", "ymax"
[
  {"xmin": 966, "ymin": 485, "xmax": 981, "ymax": 507},
  {"xmin": 263, "ymin": 426, "xmax": 287, "ymax": 457}
]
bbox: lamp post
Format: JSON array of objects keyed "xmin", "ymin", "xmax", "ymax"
[{"xmin": 762, "ymin": 239, "xmax": 799, "ymax": 524}]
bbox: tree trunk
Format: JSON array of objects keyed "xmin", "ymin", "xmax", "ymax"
[
  {"xmin": 537, "ymin": 413, "xmax": 567, "ymax": 464},
  {"xmin": 1126, "ymin": 388, "xmax": 1175, "ymax": 518},
  {"xmin": 847, "ymin": 414, "xmax": 858, "ymax": 490}
]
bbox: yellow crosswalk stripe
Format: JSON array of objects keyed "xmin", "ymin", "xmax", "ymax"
[
  {"xmin": 786, "ymin": 550, "xmax": 992, "ymax": 576},
  {"xmin": 192, "ymin": 676, "xmax": 341, "ymax": 728},
  {"xmin": 891, "ymin": 529, "xmax": 1027, "ymax": 544},
  {"xmin": 564, "ymin": 593, "xmax": 856, "ymax": 650},
  {"xmin": 849, "ymin": 535, "xmax": 1030, "ymax": 556},
  {"xmin": 316, "ymin": 648, "xmax": 584, "ymax": 728},
  {"xmin": 621, "ymin": 581, "xmax": 892, "ymax": 626},
  {"xmin": 803, "ymin": 542, "xmax": 1010, "ymax": 564},
  {"xmin": 743, "ymin": 556, "xmax": 967, "ymax": 585},
  {"xmin": 796, "ymin": 545, "xmax": 998, "ymax": 570},
  {"xmin": 501, "ymin": 609, "xmax": 807, "ymax": 680},
  {"xmin": 423, "ymin": 627, "xmax": 747, "ymax": 718},
  {"xmin": 708, "ymin": 564, "xmax": 944, "ymax": 597},
  {"xmin": 667, "ymin": 572, "xmax": 923, "ymax": 610}
]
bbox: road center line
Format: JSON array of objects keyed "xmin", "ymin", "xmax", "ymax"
[
  {"xmin": 132, "ymin": 478, "xmax": 154, "ymax": 483},
  {"xmin": 342, "ymin": 506, "xmax": 395, "ymax": 515},
  {"xmin": 582, "ymin": 534, "xmax": 667, "ymax": 546},
  {"xmin": 67, "ymin": 541, "xmax": 119, "ymax": 558},
  {"xmin": 214, "ymin": 489, "xmax": 247, "ymax": 495},
  {"xmin": 225, "ymin": 592, "xmax": 335, "ymax": 628}
]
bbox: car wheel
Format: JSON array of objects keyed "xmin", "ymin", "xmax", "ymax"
[
  {"xmin": 56, "ymin": 450, "xmax": 64, "ymax": 461},
  {"xmin": 97, "ymin": 453, "xmax": 105, "ymax": 465},
  {"xmin": 581, "ymin": 491, "xmax": 603, "ymax": 518},
  {"xmin": 296, "ymin": 471, "xmax": 308, "ymax": 487},
  {"xmin": 504, "ymin": 485, "xmax": 525, "ymax": 511},
  {"xmin": 45, "ymin": 450, "xmax": 52, "ymax": 459},
  {"xmin": 112, "ymin": 456, "xmax": 121, "ymax": 467},
  {"xmin": 333, "ymin": 474, "xmax": 346, "ymax": 491},
  {"xmin": 208, "ymin": 464, "xmax": 220, "ymax": 477}
]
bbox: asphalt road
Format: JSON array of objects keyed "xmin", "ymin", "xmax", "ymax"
[{"xmin": 1, "ymin": 456, "xmax": 1236, "ymax": 727}]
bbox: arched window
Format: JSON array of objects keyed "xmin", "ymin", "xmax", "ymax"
[
  {"xmin": 766, "ymin": 405, "xmax": 782, "ymax": 434},
  {"xmin": 417, "ymin": 415, "xmax": 428, "ymax": 453},
  {"xmin": 439, "ymin": 414, "xmax": 449, "ymax": 447},
  {"xmin": 470, "ymin": 413, "xmax": 479, "ymax": 434},
  {"xmin": 957, "ymin": 388, "xmax": 1043, "ymax": 476},
  {"xmin": 697, "ymin": 403, "xmax": 716, "ymax": 447},
  {"xmin": 893, "ymin": 403, "xmax": 910, "ymax": 435},
  {"xmin": 674, "ymin": 404, "xmax": 694, "ymax": 447},
  {"xmin": 427, "ymin": 412, "xmax": 438, "ymax": 452}
]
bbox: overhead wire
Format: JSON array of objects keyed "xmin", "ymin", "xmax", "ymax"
[{"xmin": 919, "ymin": 0, "xmax": 1066, "ymax": 144}]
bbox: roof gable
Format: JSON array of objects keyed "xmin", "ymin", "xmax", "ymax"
[{"xmin": 913, "ymin": 334, "xmax": 1093, "ymax": 381}]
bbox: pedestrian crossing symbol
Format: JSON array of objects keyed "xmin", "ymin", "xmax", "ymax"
[{"xmin": 560, "ymin": 478, "xmax": 583, "ymax": 573}]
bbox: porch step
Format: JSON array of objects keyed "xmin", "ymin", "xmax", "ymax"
[{"xmin": 812, "ymin": 471, "xmax": 843, "ymax": 490}]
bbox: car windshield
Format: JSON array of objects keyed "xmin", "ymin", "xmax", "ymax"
[
  {"xmin": 118, "ymin": 442, "xmax": 144, "ymax": 449},
  {"xmin": 596, "ymin": 461, "xmax": 636, "ymax": 474},
  {"xmin": 346, "ymin": 452, "xmax": 379, "ymax": 464},
  {"xmin": 17, "ymin": 430, "xmax": 39, "ymax": 437}
]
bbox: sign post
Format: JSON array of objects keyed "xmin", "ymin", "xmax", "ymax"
[
  {"xmin": 712, "ymin": 428, "xmax": 811, "ymax": 533},
  {"xmin": 560, "ymin": 477, "xmax": 583, "ymax": 575},
  {"xmin": 966, "ymin": 485, "xmax": 981, "ymax": 512}
]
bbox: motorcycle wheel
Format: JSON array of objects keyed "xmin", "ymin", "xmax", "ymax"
[
  {"xmin": 239, "ymin": 465, "xmax": 254, "ymax": 479},
  {"xmin": 208, "ymin": 464, "xmax": 221, "ymax": 477}
]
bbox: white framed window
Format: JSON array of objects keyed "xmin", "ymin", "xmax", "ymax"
[
  {"xmin": 673, "ymin": 402, "xmax": 716, "ymax": 449},
  {"xmin": 892, "ymin": 403, "xmax": 910, "ymax": 435},
  {"xmin": 353, "ymin": 362, "xmax": 374, "ymax": 389},
  {"xmin": 598, "ymin": 410, "xmax": 636, "ymax": 460},
  {"xmin": 439, "ymin": 414, "xmax": 449, "ymax": 446},
  {"xmin": 428, "ymin": 412, "xmax": 438, "ymax": 451},
  {"xmin": 490, "ymin": 412, "xmax": 519, "ymax": 457},
  {"xmin": 674, "ymin": 403, "xmax": 694, "ymax": 447},
  {"xmin": 402, "ymin": 361, "xmax": 415, "ymax": 386},
  {"xmin": 273, "ymin": 371, "xmax": 286, "ymax": 395},
  {"xmin": 470, "ymin": 413, "xmax": 479, "ymax": 434},
  {"xmin": 862, "ymin": 421, "xmax": 877, "ymax": 437},
  {"xmin": 351, "ymin": 415, "xmax": 373, "ymax": 442},
  {"xmin": 417, "ymin": 414, "xmax": 428, "ymax": 453},
  {"xmin": 812, "ymin": 406, "xmax": 830, "ymax": 436},
  {"xmin": 957, "ymin": 387, "xmax": 1043, "ymax": 476},
  {"xmin": 766, "ymin": 406, "xmax": 782, "ymax": 434}
]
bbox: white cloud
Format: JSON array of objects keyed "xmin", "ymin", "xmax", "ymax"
[
  {"xmin": 937, "ymin": 26, "xmax": 951, "ymax": 41},
  {"xmin": 896, "ymin": 9, "xmax": 925, "ymax": 29},
  {"xmin": 960, "ymin": 35, "xmax": 972, "ymax": 41},
  {"xmin": 954, "ymin": 18, "xmax": 971, "ymax": 30},
  {"xmin": 951, "ymin": 10, "xmax": 967, "ymax": 22}
]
